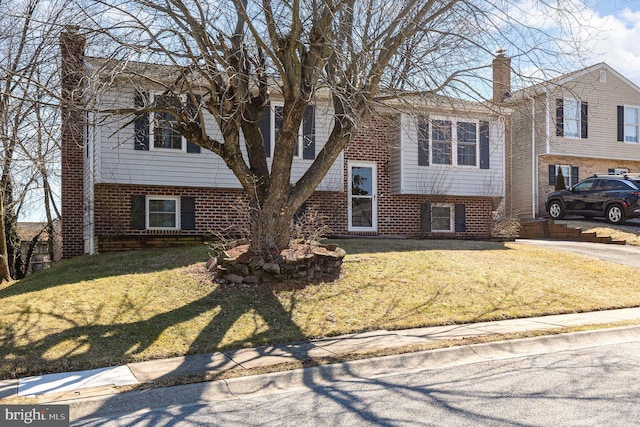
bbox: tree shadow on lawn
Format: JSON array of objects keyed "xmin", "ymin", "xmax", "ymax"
[{"xmin": 0, "ymin": 280, "xmax": 307, "ymax": 380}]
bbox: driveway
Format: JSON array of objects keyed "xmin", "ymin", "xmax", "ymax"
[{"xmin": 515, "ymin": 239, "xmax": 640, "ymax": 269}]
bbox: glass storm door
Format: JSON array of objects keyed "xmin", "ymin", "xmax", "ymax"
[{"xmin": 349, "ymin": 162, "xmax": 377, "ymax": 232}]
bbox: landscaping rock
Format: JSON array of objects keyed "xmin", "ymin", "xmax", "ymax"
[{"xmin": 213, "ymin": 242, "xmax": 345, "ymax": 284}]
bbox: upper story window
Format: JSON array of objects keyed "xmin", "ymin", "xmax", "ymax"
[
  {"xmin": 418, "ymin": 117, "xmax": 490, "ymax": 169},
  {"xmin": 457, "ymin": 122, "xmax": 477, "ymax": 166},
  {"xmin": 556, "ymin": 98, "xmax": 588, "ymax": 139},
  {"xmin": 432, "ymin": 120, "xmax": 452, "ymax": 165},
  {"xmin": 151, "ymin": 94, "xmax": 184, "ymax": 151},
  {"xmin": 620, "ymin": 106, "xmax": 639, "ymax": 143},
  {"xmin": 133, "ymin": 90, "xmax": 201, "ymax": 153},
  {"xmin": 259, "ymin": 104, "xmax": 316, "ymax": 159}
]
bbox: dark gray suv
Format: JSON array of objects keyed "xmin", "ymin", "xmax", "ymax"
[{"xmin": 545, "ymin": 174, "xmax": 640, "ymax": 224}]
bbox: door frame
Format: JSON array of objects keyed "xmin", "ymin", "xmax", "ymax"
[{"xmin": 348, "ymin": 161, "xmax": 378, "ymax": 232}]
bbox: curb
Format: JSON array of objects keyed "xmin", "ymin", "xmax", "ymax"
[{"xmin": 68, "ymin": 325, "xmax": 640, "ymax": 421}]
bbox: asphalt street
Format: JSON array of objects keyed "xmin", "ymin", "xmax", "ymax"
[{"xmin": 72, "ymin": 333, "xmax": 640, "ymax": 426}]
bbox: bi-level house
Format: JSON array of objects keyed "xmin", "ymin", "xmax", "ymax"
[
  {"xmin": 507, "ymin": 63, "xmax": 640, "ymax": 219},
  {"xmin": 60, "ymin": 30, "xmax": 510, "ymax": 258}
]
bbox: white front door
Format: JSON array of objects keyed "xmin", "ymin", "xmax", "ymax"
[{"xmin": 348, "ymin": 162, "xmax": 377, "ymax": 232}]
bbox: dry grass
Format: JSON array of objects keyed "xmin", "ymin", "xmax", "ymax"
[{"xmin": 2, "ymin": 239, "xmax": 640, "ymax": 380}]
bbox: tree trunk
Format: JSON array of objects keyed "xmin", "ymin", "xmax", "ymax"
[
  {"xmin": 0, "ymin": 196, "xmax": 11, "ymax": 283},
  {"xmin": 249, "ymin": 194, "xmax": 296, "ymax": 254}
]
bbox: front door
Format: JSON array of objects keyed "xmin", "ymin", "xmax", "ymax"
[{"xmin": 349, "ymin": 162, "xmax": 377, "ymax": 232}]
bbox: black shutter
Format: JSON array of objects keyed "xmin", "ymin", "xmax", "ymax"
[
  {"xmin": 556, "ymin": 98, "xmax": 564, "ymax": 137},
  {"xmin": 260, "ymin": 106, "xmax": 271, "ymax": 157},
  {"xmin": 302, "ymin": 105, "xmax": 316, "ymax": 159},
  {"xmin": 131, "ymin": 195, "xmax": 146, "ymax": 230},
  {"xmin": 186, "ymin": 140, "xmax": 201, "ymax": 153},
  {"xmin": 580, "ymin": 101, "xmax": 588, "ymax": 139},
  {"xmin": 134, "ymin": 91, "xmax": 149, "ymax": 150},
  {"xmin": 185, "ymin": 95, "xmax": 202, "ymax": 153},
  {"xmin": 180, "ymin": 196, "xmax": 196, "ymax": 230},
  {"xmin": 421, "ymin": 203, "xmax": 432, "ymax": 233},
  {"xmin": 618, "ymin": 105, "xmax": 624, "ymax": 142},
  {"xmin": 418, "ymin": 117, "xmax": 429, "ymax": 166},
  {"xmin": 549, "ymin": 165, "xmax": 556, "ymax": 186},
  {"xmin": 571, "ymin": 166, "xmax": 579, "ymax": 186},
  {"xmin": 479, "ymin": 121, "xmax": 490, "ymax": 169},
  {"xmin": 455, "ymin": 204, "xmax": 466, "ymax": 232}
]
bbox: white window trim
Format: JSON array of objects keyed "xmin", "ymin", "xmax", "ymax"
[
  {"xmin": 563, "ymin": 98, "xmax": 580, "ymax": 139},
  {"xmin": 623, "ymin": 104, "xmax": 639, "ymax": 144},
  {"xmin": 272, "ymin": 104, "xmax": 304, "ymax": 159},
  {"xmin": 426, "ymin": 116, "xmax": 480, "ymax": 168},
  {"xmin": 431, "ymin": 203, "xmax": 454, "ymax": 232},
  {"xmin": 555, "ymin": 164, "xmax": 571, "ymax": 188},
  {"xmin": 149, "ymin": 92, "xmax": 187, "ymax": 152},
  {"xmin": 146, "ymin": 196, "xmax": 181, "ymax": 230}
]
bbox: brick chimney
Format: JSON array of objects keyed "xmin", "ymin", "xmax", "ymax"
[
  {"xmin": 60, "ymin": 27, "xmax": 86, "ymax": 258},
  {"xmin": 492, "ymin": 49, "xmax": 511, "ymax": 103}
]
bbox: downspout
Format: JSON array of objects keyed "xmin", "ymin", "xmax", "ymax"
[
  {"xmin": 527, "ymin": 95, "xmax": 535, "ymax": 219},
  {"xmin": 85, "ymin": 61, "xmax": 96, "ymax": 255}
]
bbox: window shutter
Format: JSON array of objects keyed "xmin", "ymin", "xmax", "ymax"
[
  {"xmin": 549, "ymin": 165, "xmax": 556, "ymax": 186},
  {"xmin": 134, "ymin": 91, "xmax": 149, "ymax": 150},
  {"xmin": 303, "ymin": 105, "xmax": 316, "ymax": 159},
  {"xmin": 420, "ymin": 202, "xmax": 431, "ymax": 233},
  {"xmin": 131, "ymin": 195, "xmax": 146, "ymax": 230},
  {"xmin": 571, "ymin": 166, "xmax": 579, "ymax": 186},
  {"xmin": 421, "ymin": 202, "xmax": 432, "ymax": 233},
  {"xmin": 180, "ymin": 196, "xmax": 196, "ymax": 230},
  {"xmin": 455, "ymin": 204, "xmax": 466, "ymax": 232},
  {"xmin": 186, "ymin": 141, "xmax": 201, "ymax": 153},
  {"xmin": 185, "ymin": 95, "xmax": 202, "ymax": 153},
  {"xmin": 479, "ymin": 121, "xmax": 490, "ymax": 169},
  {"xmin": 617, "ymin": 106, "xmax": 624, "ymax": 142},
  {"xmin": 580, "ymin": 101, "xmax": 588, "ymax": 139},
  {"xmin": 418, "ymin": 117, "xmax": 429, "ymax": 166},
  {"xmin": 556, "ymin": 98, "xmax": 564, "ymax": 137},
  {"xmin": 259, "ymin": 105, "xmax": 271, "ymax": 157}
]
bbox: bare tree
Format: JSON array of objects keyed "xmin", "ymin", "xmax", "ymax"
[
  {"xmin": 82, "ymin": 0, "xmax": 590, "ymax": 255},
  {"xmin": 0, "ymin": 0, "xmax": 74, "ymax": 281}
]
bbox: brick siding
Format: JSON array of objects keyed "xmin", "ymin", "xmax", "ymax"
[{"xmin": 60, "ymin": 29, "xmax": 86, "ymax": 258}]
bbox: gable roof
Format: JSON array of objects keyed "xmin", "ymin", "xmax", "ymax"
[{"xmin": 509, "ymin": 62, "xmax": 640, "ymax": 101}]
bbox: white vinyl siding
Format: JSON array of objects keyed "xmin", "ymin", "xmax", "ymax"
[
  {"xmin": 94, "ymin": 87, "xmax": 343, "ymax": 192},
  {"xmin": 398, "ymin": 113, "xmax": 505, "ymax": 197}
]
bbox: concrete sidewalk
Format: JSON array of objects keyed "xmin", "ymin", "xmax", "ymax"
[{"xmin": 2, "ymin": 307, "xmax": 640, "ymax": 404}]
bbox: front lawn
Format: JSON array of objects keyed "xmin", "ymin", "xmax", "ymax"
[{"xmin": 1, "ymin": 239, "xmax": 639, "ymax": 379}]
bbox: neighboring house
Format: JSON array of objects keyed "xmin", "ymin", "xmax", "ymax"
[
  {"xmin": 508, "ymin": 62, "xmax": 640, "ymax": 219},
  {"xmin": 60, "ymin": 30, "xmax": 509, "ymax": 258},
  {"xmin": 18, "ymin": 221, "xmax": 61, "ymax": 274}
]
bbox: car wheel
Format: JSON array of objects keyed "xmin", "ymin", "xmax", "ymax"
[
  {"xmin": 606, "ymin": 204, "xmax": 626, "ymax": 224},
  {"xmin": 548, "ymin": 200, "xmax": 564, "ymax": 219}
]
